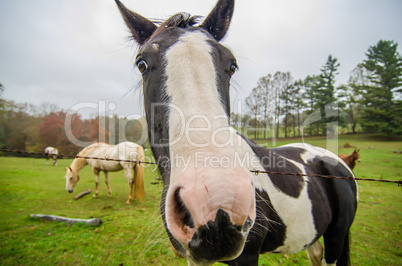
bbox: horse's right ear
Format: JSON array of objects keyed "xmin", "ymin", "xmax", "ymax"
[{"xmin": 115, "ymin": 0, "xmax": 157, "ymax": 45}]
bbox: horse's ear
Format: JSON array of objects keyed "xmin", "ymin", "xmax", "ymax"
[
  {"xmin": 201, "ymin": 0, "xmax": 235, "ymax": 41},
  {"xmin": 357, "ymin": 149, "xmax": 360, "ymax": 152},
  {"xmin": 115, "ymin": 0, "xmax": 157, "ymax": 45}
]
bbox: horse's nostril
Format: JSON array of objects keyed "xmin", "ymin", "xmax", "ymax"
[
  {"xmin": 174, "ymin": 189, "xmax": 195, "ymax": 229},
  {"xmin": 68, "ymin": 190, "xmax": 73, "ymax": 193}
]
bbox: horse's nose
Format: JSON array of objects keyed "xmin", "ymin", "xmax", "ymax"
[
  {"xmin": 165, "ymin": 168, "xmax": 256, "ymax": 262},
  {"xmin": 67, "ymin": 189, "xmax": 73, "ymax": 193},
  {"xmin": 357, "ymin": 159, "xmax": 361, "ymax": 163}
]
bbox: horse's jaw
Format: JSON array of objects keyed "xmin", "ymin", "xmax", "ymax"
[{"xmin": 164, "ymin": 164, "xmax": 256, "ymax": 264}]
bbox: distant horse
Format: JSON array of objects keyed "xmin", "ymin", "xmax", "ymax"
[
  {"xmin": 65, "ymin": 142, "xmax": 145, "ymax": 204},
  {"xmin": 116, "ymin": 0, "xmax": 358, "ymax": 265},
  {"xmin": 339, "ymin": 149, "xmax": 361, "ymax": 170},
  {"xmin": 44, "ymin": 146, "xmax": 58, "ymax": 166}
]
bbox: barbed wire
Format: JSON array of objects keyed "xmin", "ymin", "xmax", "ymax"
[
  {"xmin": 0, "ymin": 148, "xmax": 401, "ymax": 186},
  {"xmin": 249, "ymin": 170, "xmax": 401, "ymax": 185}
]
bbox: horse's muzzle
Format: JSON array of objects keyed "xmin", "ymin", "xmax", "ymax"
[
  {"xmin": 187, "ymin": 209, "xmax": 252, "ymax": 263},
  {"xmin": 67, "ymin": 189, "xmax": 73, "ymax": 193}
]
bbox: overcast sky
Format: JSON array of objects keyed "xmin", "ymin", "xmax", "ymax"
[{"xmin": 0, "ymin": 0, "xmax": 401, "ymax": 118}]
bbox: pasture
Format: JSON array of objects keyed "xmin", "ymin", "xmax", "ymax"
[{"xmin": 0, "ymin": 134, "xmax": 401, "ymax": 265}]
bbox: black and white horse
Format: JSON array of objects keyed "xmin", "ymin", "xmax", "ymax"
[{"xmin": 115, "ymin": 0, "xmax": 358, "ymax": 265}]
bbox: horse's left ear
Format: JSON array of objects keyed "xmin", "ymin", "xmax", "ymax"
[
  {"xmin": 201, "ymin": 0, "xmax": 235, "ymax": 41},
  {"xmin": 115, "ymin": 0, "xmax": 157, "ymax": 45}
]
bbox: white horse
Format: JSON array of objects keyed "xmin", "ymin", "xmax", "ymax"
[
  {"xmin": 65, "ymin": 142, "xmax": 145, "ymax": 204},
  {"xmin": 44, "ymin": 146, "xmax": 58, "ymax": 166}
]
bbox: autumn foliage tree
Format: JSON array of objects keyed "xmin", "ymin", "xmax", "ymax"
[{"xmin": 39, "ymin": 112, "xmax": 110, "ymax": 155}]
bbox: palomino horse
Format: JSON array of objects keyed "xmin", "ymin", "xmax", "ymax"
[
  {"xmin": 44, "ymin": 146, "xmax": 58, "ymax": 166},
  {"xmin": 65, "ymin": 142, "xmax": 145, "ymax": 204},
  {"xmin": 116, "ymin": 0, "xmax": 358, "ymax": 264},
  {"xmin": 339, "ymin": 149, "xmax": 361, "ymax": 170}
]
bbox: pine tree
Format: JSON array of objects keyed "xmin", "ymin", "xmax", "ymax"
[
  {"xmin": 360, "ymin": 40, "xmax": 402, "ymax": 135},
  {"xmin": 291, "ymin": 80, "xmax": 306, "ymax": 137},
  {"xmin": 303, "ymin": 75, "xmax": 322, "ymax": 135},
  {"xmin": 303, "ymin": 55, "xmax": 340, "ymax": 136},
  {"xmin": 319, "ymin": 55, "xmax": 340, "ymax": 136}
]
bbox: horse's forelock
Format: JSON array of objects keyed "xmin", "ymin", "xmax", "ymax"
[{"xmin": 149, "ymin": 13, "xmax": 202, "ymax": 42}]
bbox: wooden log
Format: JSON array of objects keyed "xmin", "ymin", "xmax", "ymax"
[
  {"xmin": 74, "ymin": 189, "xmax": 91, "ymax": 200},
  {"xmin": 30, "ymin": 214, "xmax": 102, "ymax": 226}
]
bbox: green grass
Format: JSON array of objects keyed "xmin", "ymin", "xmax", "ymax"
[{"xmin": 0, "ymin": 134, "xmax": 401, "ymax": 265}]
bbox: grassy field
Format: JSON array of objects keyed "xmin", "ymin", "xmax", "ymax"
[{"xmin": 0, "ymin": 134, "xmax": 401, "ymax": 265}]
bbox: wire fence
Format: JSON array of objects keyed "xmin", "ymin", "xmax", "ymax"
[
  {"xmin": 0, "ymin": 148, "xmax": 157, "ymax": 165},
  {"xmin": 0, "ymin": 148, "xmax": 401, "ymax": 186}
]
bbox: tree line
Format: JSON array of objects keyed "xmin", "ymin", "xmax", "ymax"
[
  {"xmin": 234, "ymin": 40, "xmax": 402, "ymax": 139},
  {"xmin": 0, "ymin": 86, "xmax": 147, "ymax": 155}
]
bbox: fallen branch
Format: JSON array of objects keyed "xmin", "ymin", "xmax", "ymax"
[
  {"xmin": 30, "ymin": 214, "xmax": 102, "ymax": 226},
  {"xmin": 74, "ymin": 189, "xmax": 91, "ymax": 200}
]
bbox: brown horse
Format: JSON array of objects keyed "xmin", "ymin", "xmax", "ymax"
[{"xmin": 339, "ymin": 149, "xmax": 361, "ymax": 170}]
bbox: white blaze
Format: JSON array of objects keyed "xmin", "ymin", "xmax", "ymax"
[
  {"xmin": 164, "ymin": 31, "xmax": 233, "ymax": 179},
  {"xmin": 163, "ymin": 31, "xmax": 256, "ymax": 236}
]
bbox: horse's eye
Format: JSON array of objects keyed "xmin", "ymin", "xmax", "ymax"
[
  {"xmin": 136, "ymin": 59, "xmax": 148, "ymax": 74},
  {"xmin": 70, "ymin": 177, "xmax": 73, "ymax": 181},
  {"xmin": 229, "ymin": 63, "xmax": 238, "ymax": 77}
]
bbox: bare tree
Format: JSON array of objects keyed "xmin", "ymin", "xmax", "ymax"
[
  {"xmin": 39, "ymin": 102, "xmax": 59, "ymax": 117},
  {"xmin": 256, "ymin": 75, "xmax": 273, "ymax": 139},
  {"xmin": 245, "ymin": 87, "xmax": 263, "ymax": 139}
]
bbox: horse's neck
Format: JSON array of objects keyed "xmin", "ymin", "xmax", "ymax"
[
  {"xmin": 70, "ymin": 157, "xmax": 88, "ymax": 172},
  {"xmin": 349, "ymin": 159, "xmax": 356, "ymax": 168}
]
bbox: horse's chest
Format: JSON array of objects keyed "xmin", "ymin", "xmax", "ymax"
[{"xmin": 255, "ymin": 178, "xmax": 317, "ymax": 254}]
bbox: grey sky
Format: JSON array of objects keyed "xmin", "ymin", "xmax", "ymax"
[{"xmin": 0, "ymin": 0, "xmax": 401, "ymax": 118}]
